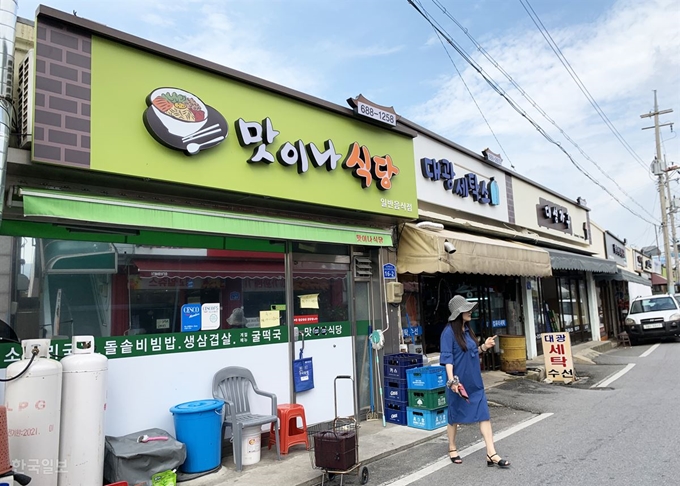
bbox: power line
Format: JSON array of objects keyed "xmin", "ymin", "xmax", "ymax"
[
  {"xmin": 519, "ymin": 0, "xmax": 651, "ymax": 174},
  {"xmin": 432, "ymin": 30, "xmax": 517, "ymax": 170},
  {"xmin": 407, "ymin": 0, "xmax": 659, "ymax": 226},
  {"xmin": 428, "ymin": 0, "xmax": 658, "ymax": 221}
]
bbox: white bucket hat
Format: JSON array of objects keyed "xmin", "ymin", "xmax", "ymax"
[{"xmin": 448, "ymin": 295, "xmax": 477, "ymax": 321}]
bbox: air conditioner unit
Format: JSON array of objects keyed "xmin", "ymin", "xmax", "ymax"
[{"xmin": 18, "ymin": 48, "xmax": 34, "ymax": 149}]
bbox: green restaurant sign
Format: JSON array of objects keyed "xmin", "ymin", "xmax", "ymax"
[
  {"xmin": 0, "ymin": 322, "xmax": 353, "ymax": 369},
  {"xmin": 31, "ymin": 11, "xmax": 418, "ymax": 219}
]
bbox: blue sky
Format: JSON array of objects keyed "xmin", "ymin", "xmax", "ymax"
[{"xmin": 18, "ymin": 0, "xmax": 680, "ymax": 252}]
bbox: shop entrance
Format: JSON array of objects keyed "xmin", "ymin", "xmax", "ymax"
[
  {"xmin": 534, "ymin": 273, "xmax": 591, "ymax": 351},
  {"xmin": 415, "ymin": 274, "xmax": 521, "ymax": 371}
]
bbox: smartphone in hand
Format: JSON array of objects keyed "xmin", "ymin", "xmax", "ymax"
[{"xmin": 457, "ymin": 383, "xmax": 470, "ymax": 402}]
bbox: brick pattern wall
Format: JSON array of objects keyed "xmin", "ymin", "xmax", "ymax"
[
  {"xmin": 506, "ymin": 174, "xmax": 515, "ymax": 224},
  {"xmin": 33, "ymin": 18, "xmax": 91, "ymax": 168}
]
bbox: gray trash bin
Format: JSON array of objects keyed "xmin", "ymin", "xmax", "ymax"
[{"xmin": 104, "ymin": 428, "xmax": 187, "ymax": 485}]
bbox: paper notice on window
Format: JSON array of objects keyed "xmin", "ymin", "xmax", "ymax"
[
  {"xmin": 299, "ymin": 294, "xmax": 319, "ymax": 309},
  {"xmin": 259, "ymin": 310, "xmax": 280, "ymax": 328}
]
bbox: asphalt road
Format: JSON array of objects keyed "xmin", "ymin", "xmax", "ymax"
[{"xmin": 318, "ymin": 339, "xmax": 679, "ymax": 486}]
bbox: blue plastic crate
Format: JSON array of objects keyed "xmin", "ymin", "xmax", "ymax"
[
  {"xmin": 384, "ymin": 378, "xmax": 408, "ymax": 402},
  {"xmin": 407, "ymin": 407, "xmax": 448, "ymax": 430},
  {"xmin": 406, "ymin": 366, "xmax": 447, "ymax": 390},
  {"xmin": 384, "ymin": 353, "xmax": 423, "ymax": 380},
  {"xmin": 384, "ymin": 399, "xmax": 408, "ymax": 425}
]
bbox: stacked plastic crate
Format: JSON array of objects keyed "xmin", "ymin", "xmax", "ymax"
[
  {"xmin": 383, "ymin": 353, "xmax": 423, "ymax": 425},
  {"xmin": 405, "ymin": 365, "xmax": 448, "ymax": 430}
]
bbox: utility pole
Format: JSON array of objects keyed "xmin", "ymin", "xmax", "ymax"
[
  {"xmin": 642, "ymin": 90, "xmax": 674, "ymax": 293},
  {"xmin": 665, "ymin": 157, "xmax": 678, "ymax": 286}
]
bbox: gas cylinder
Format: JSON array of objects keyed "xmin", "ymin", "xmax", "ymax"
[
  {"xmin": 58, "ymin": 336, "xmax": 108, "ymax": 486},
  {"xmin": 5, "ymin": 339, "xmax": 62, "ymax": 486}
]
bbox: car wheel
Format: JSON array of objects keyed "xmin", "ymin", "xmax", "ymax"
[{"xmin": 629, "ymin": 337, "xmax": 640, "ymax": 346}]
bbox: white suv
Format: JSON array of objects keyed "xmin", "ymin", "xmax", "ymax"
[{"xmin": 625, "ymin": 294, "xmax": 680, "ymax": 345}]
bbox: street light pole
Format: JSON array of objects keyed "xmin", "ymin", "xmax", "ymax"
[{"xmin": 642, "ymin": 90, "xmax": 674, "ymax": 293}]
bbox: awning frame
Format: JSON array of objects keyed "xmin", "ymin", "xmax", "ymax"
[
  {"xmin": 397, "ymin": 223, "xmax": 553, "ymax": 277},
  {"xmin": 19, "ymin": 188, "xmax": 393, "ymax": 247},
  {"xmin": 546, "ymin": 248, "xmax": 618, "ymax": 274},
  {"xmin": 595, "ymin": 268, "xmax": 651, "ymax": 286},
  {"xmin": 42, "ymin": 239, "xmax": 118, "ymax": 275}
]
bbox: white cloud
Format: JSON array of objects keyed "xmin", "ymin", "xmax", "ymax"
[
  {"xmin": 141, "ymin": 13, "xmax": 174, "ymax": 27},
  {"xmin": 408, "ymin": 0, "xmax": 680, "ymax": 247},
  {"xmin": 331, "ymin": 44, "xmax": 405, "ymax": 59},
  {"xmin": 138, "ymin": 0, "xmax": 323, "ymax": 95}
]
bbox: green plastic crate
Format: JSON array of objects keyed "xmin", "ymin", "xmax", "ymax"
[{"xmin": 407, "ymin": 387, "xmax": 447, "ymax": 410}]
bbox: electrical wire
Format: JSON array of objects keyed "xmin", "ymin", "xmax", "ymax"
[
  {"xmin": 433, "ymin": 30, "xmax": 517, "ymax": 170},
  {"xmin": 0, "ymin": 344, "xmax": 37, "ymax": 382},
  {"xmin": 519, "ymin": 0, "xmax": 651, "ymax": 174},
  {"xmin": 407, "ymin": 0, "xmax": 659, "ymax": 227},
  {"xmin": 428, "ymin": 0, "xmax": 658, "ymax": 221}
]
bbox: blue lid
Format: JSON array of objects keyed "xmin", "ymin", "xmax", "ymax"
[{"xmin": 170, "ymin": 399, "xmax": 224, "ymax": 414}]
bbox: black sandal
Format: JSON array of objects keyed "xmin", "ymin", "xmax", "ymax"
[
  {"xmin": 449, "ymin": 449, "xmax": 462, "ymax": 464},
  {"xmin": 487, "ymin": 453, "xmax": 510, "ymax": 468}
]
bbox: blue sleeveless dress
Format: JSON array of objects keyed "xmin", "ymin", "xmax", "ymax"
[{"xmin": 440, "ymin": 325, "xmax": 490, "ymax": 424}]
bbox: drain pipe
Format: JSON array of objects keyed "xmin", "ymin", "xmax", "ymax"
[{"xmin": 0, "ymin": 0, "xmax": 18, "ymax": 223}]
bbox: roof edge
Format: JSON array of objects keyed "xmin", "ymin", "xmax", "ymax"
[
  {"xmin": 399, "ymin": 118, "xmax": 590, "ymax": 210},
  {"xmin": 35, "ymin": 6, "xmax": 417, "ymax": 139}
]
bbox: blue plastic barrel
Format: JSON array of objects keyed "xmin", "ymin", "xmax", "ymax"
[{"xmin": 170, "ymin": 399, "xmax": 224, "ymax": 473}]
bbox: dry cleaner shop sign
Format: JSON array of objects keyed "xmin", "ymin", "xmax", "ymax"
[
  {"xmin": 143, "ymin": 87, "xmax": 401, "ymax": 192},
  {"xmin": 420, "ymin": 157, "xmax": 500, "ymax": 206}
]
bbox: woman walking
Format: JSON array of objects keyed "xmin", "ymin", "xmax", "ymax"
[{"xmin": 440, "ymin": 295, "xmax": 510, "ymax": 468}]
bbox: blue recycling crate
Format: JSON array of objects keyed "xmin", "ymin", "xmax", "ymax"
[
  {"xmin": 407, "ymin": 407, "xmax": 448, "ymax": 431},
  {"xmin": 406, "ymin": 366, "xmax": 447, "ymax": 390},
  {"xmin": 384, "ymin": 353, "xmax": 423, "ymax": 381},
  {"xmin": 384, "ymin": 399, "xmax": 408, "ymax": 425},
  {"xmin": 384, "ymin": 378, "xmax": 408, "ymax": 402}
]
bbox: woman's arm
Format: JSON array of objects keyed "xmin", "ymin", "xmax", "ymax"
[
  {"xmin": 445, "ymin": 363, "xmax": 460, "ymax": 391},
  {"xmin": 479, "ymin": 335, "xmax": 497, "ymax": 353},
  {"xmin": 445, "ymin": 363, "xmax": 454, "ymax": 382}
]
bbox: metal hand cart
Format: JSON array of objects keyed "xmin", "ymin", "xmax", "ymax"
[{"xmin": 308, "ymin": 375, "xmax": 369, "ymax": 485}]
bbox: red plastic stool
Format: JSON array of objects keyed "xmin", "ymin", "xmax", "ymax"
[{"xmin": 269, "ymin": 403, "xmax": 309, "ymax": 454}]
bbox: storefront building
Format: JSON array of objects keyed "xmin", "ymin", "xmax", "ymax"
[
  {"xmin": 395, "ymin": 123, "xmax": 617, "ymax": 364},
  {"xmin": 0, "ymin": 8, "xmax": 419, "ymax": 434},
  {"xmin": 590, "ymin": 225, "xmax": 652, "ymax": 339}
]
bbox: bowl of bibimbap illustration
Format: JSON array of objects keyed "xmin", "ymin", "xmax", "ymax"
[{"xmin": 148, "ymin": 88, "xmax": 208, "ymax": 137}]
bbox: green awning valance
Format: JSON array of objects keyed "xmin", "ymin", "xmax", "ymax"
[{"xmin": 19, "ymin": 188, "xmax": 392, "ymax": 247}]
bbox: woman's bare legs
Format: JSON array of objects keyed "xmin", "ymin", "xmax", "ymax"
[
  {"xmin": 447, "ymin": 423, "xmax": 462, "ymax": 463},
  {"xmin": 479, "ymin": 420, "xmax": 509, "ymax": 464}
]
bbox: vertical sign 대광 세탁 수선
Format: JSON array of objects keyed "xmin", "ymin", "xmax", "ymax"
[{"xmin": 541, "ymin": 332, "xmax": 575, "ymax": 383}]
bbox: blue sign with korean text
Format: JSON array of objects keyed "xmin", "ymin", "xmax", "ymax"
[
  {"xmin": 383, "ymin": 263, "xmax": 396, "ymax": 280},
  {"xmin": 492, "ymin": 319, "xmax": 507, "ymax": 328},
  {"xmin": 181, "ymin": 304, "xmax": 202, "ymax": 332}
]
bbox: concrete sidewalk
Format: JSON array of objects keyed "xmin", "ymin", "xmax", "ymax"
[{"xmin": 182, "ymin": 338, "xmax": 619, "ymax": 486}]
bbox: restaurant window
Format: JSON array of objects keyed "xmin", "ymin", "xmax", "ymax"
[
  {"xmin": 10, "ymin": 237, "xmax": 287, "ymax": 339},
  {"xmin": 292, "ymin": 258, "xmax": 349, "ymax": 327}
]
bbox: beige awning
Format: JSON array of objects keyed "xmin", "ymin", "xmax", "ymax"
[{"xmin": 397, "ymin": 223, "xmax": 552, "ymax": 277}]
